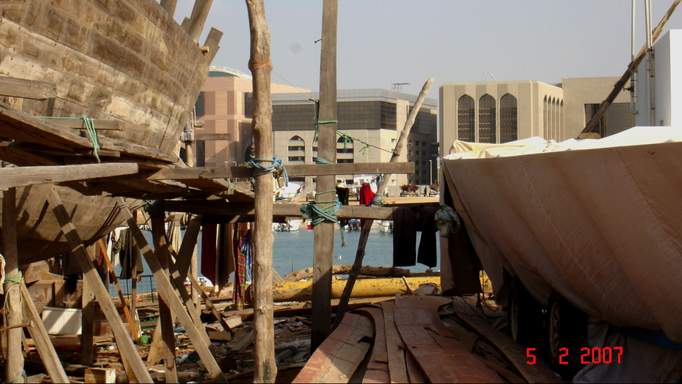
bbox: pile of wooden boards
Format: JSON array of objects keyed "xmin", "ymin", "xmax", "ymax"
[{"xmin": 293, "ymin": 296, "xmax": 562, "ymax": 383}]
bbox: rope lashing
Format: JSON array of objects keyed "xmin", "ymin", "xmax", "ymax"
[
  {"xmin": 301, "ymin": 189, "xmax": 340, "ymax": 226},
  {"xmin": 248, "ymin": 60, "xmax": 272, "ymax": 72},
  {"xmin": 314, "ymin": 157, "xmax": 334, "ymax": 165},
  {"xmin": 434, "ymin": 205, "xmax": 461, "ymax": 237},
  {"xmin": 370, "ymin": 193, "xmax": 386, "ymax": 207},
  {"xmin": 3, "ymin": 272, "xmax": 23, "ymax": 315},
  {"xmin": 37, "ymin": 116, "xmax": 101, "ymax": 162},
  {"xmin": 248, "ymin": 155, "xmax": 288, "ymax": 186},
  {"xmin": 7, "ymin": 370, "xmax": 27, "ymax": 383}
]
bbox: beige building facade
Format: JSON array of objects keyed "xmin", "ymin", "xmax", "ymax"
[
  {"xmin": 439, "ymin": 77, "xmax": 635, "ymax": 157},
  {"xmin": 194, "ymin": 67, "xmax": 309, "ymax": 167}
]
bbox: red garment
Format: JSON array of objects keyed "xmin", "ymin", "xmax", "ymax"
[{"xmin": 359, "ymin": 182, "xmax": 376, "ymax": 228}]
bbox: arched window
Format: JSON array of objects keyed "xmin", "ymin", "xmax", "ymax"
[
  {"xmin": 478, "ymin": 94, "xmax": 496, "ymax": 143},
  {"xmin": 288, "ymin": 135, "xmax": 305, "ymax": 163},
  {"xmin": 559, "ymin": 100, "xmax": 564, "ymax": 140},
  {"xmin": 500, "ymin": 94, "xmax": 518, "ymax": 143},
  {"xmin": 457, "ymin": 95, "xmax": 475, "ymax": 142},
  {"xmin": 543, "ymin": 96, "xmax": 549, "ymax": 138}
]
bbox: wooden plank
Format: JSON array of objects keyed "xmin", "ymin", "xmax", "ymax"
[
  {"xmin": 450, "ymin": 299, "xmax": 562, "ymax": 383},
  {"xmin": 0, "ymin": 77, "xmax": 56, "ymax": 99},
  {"xmin": 150, "ymin": 209, "xmax": 178, "ymax": 383},
  {"xmin": 186, "ymin": 269, "xmax": 234, "ymax": 335},
  {"xmin": 2, "ymin": 188, "xmax": 23, "ymax": 383},
  {"xmin": 164, "ymin": 200, "xmax": 396, "ymax": 220},
  {"xmin": 81, "ymin": 250, "xmax": 95, "ymax": 366},
  {"xmin": 379, "ymin": 302, "xmax": 408, "ymax": 384},
  {"xmin": 203, "ymin": 28, "xmax": 223, "ymax": 65},
  {"xmin": 393, "ymin": 297, "xmax": 502, "ymax": 383},
  {"xmin": 0, "ymin": 163, "xmax": 138, "ymax": 190},
  {"xmin": 147, "ymin": 162, "xmax": 414, "ymax": 181},
  {"xmin": 20, "ymin": 284, "xmax": 70, "ymax": 384},
  {"xmin": 46, "ymin": 189, "xmax": 152, "ymax": 383},
  {"xmin": 194, "ymin": 133, "xmax": 230, "ymax": 141},
  {"xmin": 245, "ymin": 0, "xmax": 277, "ymax": 381},
  {"xmin": 118, "ymin": 199, "xmax": 227, "ymax": 383},
  {"xmin": 353, "ymin": 308, "xmax": 389, "ymax": 384},
  {"xmin": 44, "ymin": 119, "xmax": 121, "ymax": 130},
  {"xmin": 293, "ymin": 313, "xmax": 373, "ymax": 383},
  {"xmin": 84, "ymin": 368, "xmax": 116, "ymax": 383}
]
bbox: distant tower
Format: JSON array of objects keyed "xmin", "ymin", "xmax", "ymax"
[{"xmin": 391, "ymin": 82, "xmax": 410, "ymax": 92}]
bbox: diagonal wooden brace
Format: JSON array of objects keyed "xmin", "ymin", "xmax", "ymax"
[
  {"xmin": 47, "ymin": 189, "xmax": 152, "ymax": 383},
  {"xmin": 116, "ymin": 198, "xmax": 227, "ymax": 383}
]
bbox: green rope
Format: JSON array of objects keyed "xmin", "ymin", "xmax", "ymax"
[
  {"xmin": 302, "ymin": 190, "xmax": 341, "ymax": 226},
  {"xmin": 6, "ymin": 370, "xmax": 26, "ymax": 383},
  {"xmin": 3, "ymin": 272, "xmax": 23, "ymax": 315},
  {"xmin": 370, "ymin": 193, "xmax": 386, "ymax": 207},
  {"xmin": 38, "ymin": 116, "xmax": 101, "ymax": 162}
]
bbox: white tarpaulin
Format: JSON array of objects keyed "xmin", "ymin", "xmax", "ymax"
[{"xmin": 442, "ymin": 127, "xmax": 682, "ymax": 344}]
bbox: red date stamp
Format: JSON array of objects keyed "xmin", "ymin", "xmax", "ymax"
[{"xmin": 526, "ymin": 347, "xmax": 623, "ymax": 365}]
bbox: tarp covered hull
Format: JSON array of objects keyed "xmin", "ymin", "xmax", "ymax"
[{"xmin": 442, "ymin": 128, "xmax": 682, "ymax": 343}]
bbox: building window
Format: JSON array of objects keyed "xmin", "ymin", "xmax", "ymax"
[
  {"xmin": 543, "ymin": 96, "xmax": 549, "ymax": 138},
  {"xmin": 195, "ymin": 92, "xmax": 205, "ymax": 117},
  {"xmin": 500, "ymin": 93, "xmax": 518, "ymax": 143},
  {"xmin": 585, "ymin": 102, "xmax": 635, "ymax": 137},
  {"xmin": 244, "ymin": 92, "xmax": 253, "ymax": 118},
  {"xmin": 478, "ymin": 94, "xmax": 496, "ymax": 143},
  {"xmin": 457, "ymin": 95, "xmax": 475, "ymax": 142},
  {"xmin": 288, "ymin": 156, "xmax": 305, "ymax": 163}
]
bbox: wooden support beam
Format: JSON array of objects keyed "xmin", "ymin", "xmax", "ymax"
[
  {"xmin": 46, "ymin": 120, "xmax": 121, "ymax": 130},
  {"xmin": 81, "ymin": 250, "xmax": 95, "ymax": 366},
  {"xmin": 147, "ymin": 162, "xmax": 414, "ymax": 181},
  {"xmin": 0, "ymin": 163, "xmax": 138, "ymax": 190},
  {"xmin": 311, "ymin": 0, "xmax": 339, "ymax": 352},
  {"xmin": 163, "ymin": 200, "xmax": 398, "ymax": 220},
  {"xmin": 46, "ymin": 190, "xmax": 152, "ymax": 383},
  {"xmin": 20, "ymin": 284, "xmax": 69, "ymax": 383},
  {"xmin": 333, "ymin": 78, "xmax": 435, "ymax": 330},
  {"xmin": 203, "ymin": 28, "xmax": 223, "ymax": 65},
  {"xmin": 117, "ymin": 200, "xmax": 226, "ymax": 383},
  {"xmin": 185, "ymin": 0, "xmax": 213, "ymax": 41},
  {"xmin": 173, "ymin": 215, "xmax": 203, "ymax": 281},
  {"xmin": 245, "ymin": 0, "xmax": 277, "ymax": 380},
  {"xmin": 98, "ymin": 239, "xmax": 137, "ymax": 338},
  {"xmin": 3, "ymin": 188, "xmax": 24, "ymax": 383},
  {"xmin": 150, "ymin": 207, "xmax": 178, "ymax": 383},
  {"xmin": 0, "ymin": 77, "xmax": 56, "ymax": 99}
]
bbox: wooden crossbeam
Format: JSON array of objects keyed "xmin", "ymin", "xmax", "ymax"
[
  {"xmin": 0, "ymin": 77, "xmax": 56, "ymax": 99},
  {"xmin": 194, "ymin": 133, "xmax": 231, "ymax": 141},
  {"xmin": 147, "ymin": 162, "xmax": 414, "ymax": 181},
  {"xmin": 42, "ymin": 119, "xmax": 121, "ymax": 130},
  {"xmin": 163, "ymin": 201, "xmax": 397, "ymax": 220},
  {"xmin": 0, "ymin": 163, "xmax": 138, "ymax": 190}
]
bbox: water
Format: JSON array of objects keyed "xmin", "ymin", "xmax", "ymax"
[{"xmin": 109, "ymin": 226, "xmax": 439, "ymax": 297}]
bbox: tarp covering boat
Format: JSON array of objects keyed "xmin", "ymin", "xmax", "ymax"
[{"xmin": 442, "ymin": 127, "xmax": 682, "ymax": 344}]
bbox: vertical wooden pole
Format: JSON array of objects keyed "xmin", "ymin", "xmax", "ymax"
[
  {"xmin": 130, "ymin": 211, "xmax": 139, "ymax": 340},
  {"xmin": 81, "ymin": 248, "xmax": 95, "ymax": 366},
  {"xmin": 311, "ymin": 0, "xmax": 338, "ymax": 351},
  {"xmin": 185, "ymin": 0, "xmax": 214, "ymax": 41},
  {"xmin": 3, "ymin": 187, "xmax": 24, "ymax": 383},
  {"xmin": 333, "ymin": 78, "xmax": 434, "ymax": 329},
  {"xmin": 151, "ymin": 204, "xmax": 178, "ymax": 383},
  {"xmin": 160, "ymin": 0, "xmax": 178, "ymax": 16},
  {"xmin": 245, "ymin": 0, "xmax": 276, "ymax": 381},
  {"xmin": 191, "ymin": 247, "xmax": 199, "ymax": 319}
]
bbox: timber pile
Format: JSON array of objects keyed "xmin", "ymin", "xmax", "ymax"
[{"xmin": 293, "ymin": 295, "xmax": 562, "ymax": 384}]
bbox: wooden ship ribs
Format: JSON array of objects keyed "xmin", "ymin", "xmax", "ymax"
[{"xmin": 0, "ymin": 0, "xmax": 225, "ymax": 263}]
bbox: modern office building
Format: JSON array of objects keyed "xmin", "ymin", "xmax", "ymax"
[
  {"xmin": 271, "ymin": 89, "xmax": 439, "ymax": 190},
  {"xmin": 439, "ymin": 77, "xmax": 637, "ymax": 157},
  {"xmin": 194, "ymin": 66, "xmax": 309, "ymax": 167}
]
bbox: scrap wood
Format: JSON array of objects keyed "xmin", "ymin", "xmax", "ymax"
[
  {"xmin": 449, "ymin": 298, "xmax": 561, "ymax": 383},
  {"xmin": 405, "ymin": 352, "xmax": 426, "ymax": 383},
  {"xmin": 227, "ymin": 328, "xmax": 254, "ymax": 353},
  {"xmin": 292, "ymin": 313, "xmax": 374, "ymax": 383},
  {"xmin": 394, "ymin": 296, "xmax": 503, "ymax": 383}
]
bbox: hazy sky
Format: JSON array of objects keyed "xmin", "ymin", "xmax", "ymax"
[{"xmin": 174, "ymin": 1, "xmax": 682, "ymax": 99}]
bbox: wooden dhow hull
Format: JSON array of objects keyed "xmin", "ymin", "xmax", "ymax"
[
  {"xmin": 0, "ymin": 0, "xmax": 210, "ymax": 156},
  {"xmin": 0, "ymin": 184, "xmax": 134, "ymax": 265}
]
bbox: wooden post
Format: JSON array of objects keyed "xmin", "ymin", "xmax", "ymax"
[
  {"xmin": 245, "ymin": 0, "xmax": 277, "ymax": 381},
  {"xmin": 333, "ymin": 78, "xmax": 434, "ymax": 329},
  {"xmin": 81, "ymin": 248, "xmax": 95, "ymax": 366},
  {"xmin": 160, "ymin": 0, "xmax": 178, "ymax": 16},
  {"xmin": 98, "ymin": 239, "xmax": 137, "ymax": 338},
  {"xmin": 130, "ymin": 211, "xmax": 140, "ymax": 340},
  {"xmin": 191, "ymin": 247, "xmax": 199, "ymax": 319},
  {"xmin": 150, "ymin": 204, "xmax": 178, "ymax": 383},
  {"xmin": 46, "ymin": 189, "xmax": 152, "ymax": 383},
  {"xmin": 311, "ymin": 0, "xmax": 338, "ymax": 351},
  {"xmin": 117, "ymin": 201, "xmax": 226, "ymax": 384},
  {"xmin": 185, "ymin": 0, "xmax": 214, "ymax": 41},
  {"xmin": 3, "ymin": 187, "xmax": 24, "ymax": 383}
]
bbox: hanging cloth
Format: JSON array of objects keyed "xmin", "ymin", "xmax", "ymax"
[
  {"xmin": 359, "ymin": 182, "xmax": 376, "ymax": 228},
  {"xmin": 392, "ymin": 206, "xmax": 419, "ymax": 267},
  {"xmin": 201, "ymin": 223, "xmax": 218, "ymax": 285},
  {"xmin": 232, "ymin": 227, "xmax": 247, "ymax": 309},
  {"xmin": 119, "ymin": 228, "xmax": 143, "ymax": 279},
  {"xmin": 336, "ymin": 186, "xmax": 350, "ymax": 228},
  {"xmin": 416, "ymin": 205, "xmax": 439, "ymax": 268}
]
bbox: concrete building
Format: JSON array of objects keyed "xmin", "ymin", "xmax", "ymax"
[
  {"xmin": 194, "ymin": 66, "xmax": 309, "ymax": 167},
  {"xmin": 439, "ymin": 77, "xmax": 636, "ymax": 157},
  {"xmin": 271, "ymin": 89, "xmax": 438, "ymax": 191}
]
